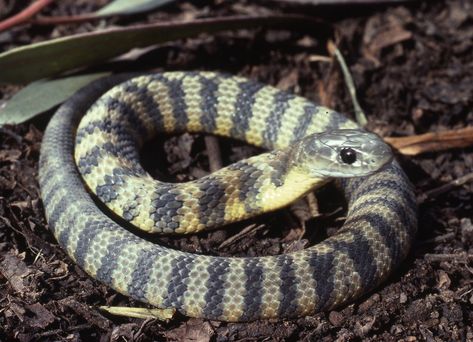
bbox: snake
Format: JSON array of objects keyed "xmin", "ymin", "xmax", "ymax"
[{"xmin": 38, "ymin": 71, "xmax": 417, "ymax": 322}]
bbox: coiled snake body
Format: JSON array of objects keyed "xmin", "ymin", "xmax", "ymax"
[{"xmin": 39, "ymin": 72, "xmax": 417, "ymax": 321}]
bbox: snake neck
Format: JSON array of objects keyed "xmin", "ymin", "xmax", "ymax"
[
  {"xmin": 258, "ymin": 166, "xmax": 328, "ymax": 213},
  {"xmin": 233, "ymin": 150, "xmax": 329, "ymax": 215}
]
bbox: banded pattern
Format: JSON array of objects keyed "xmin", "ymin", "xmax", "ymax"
[
  {"xmin": 74, "ymin": 72, "xmax": 390, "ymax": 234},
  {"xmin": 39, "ymin": 72, "xmax": 417, "ymax": 321}
]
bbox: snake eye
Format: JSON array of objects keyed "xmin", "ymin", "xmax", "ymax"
[{"xmin": 340, "ymin": 147, "xmax": 357, "ymax": 164}]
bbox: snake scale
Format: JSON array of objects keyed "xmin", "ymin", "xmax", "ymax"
[{"xmin": 39, "ymin": 72, "xmax": 417, "ymax": 322}]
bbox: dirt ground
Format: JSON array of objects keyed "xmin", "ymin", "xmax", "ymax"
[{"xmin": 0, "ymin": 0, "xmax": 472, "ymax": 341}]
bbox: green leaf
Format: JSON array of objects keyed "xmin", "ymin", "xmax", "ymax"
[
  {"xmin": 0, "ymin": 73, "xmax": 109, "ymax": 125},
  {"xmin": 0, "ymin": 15, "xmax": 318, "ymax": 84},
  {"xmin": 96, "ymin": 0, "xmax": 176, "ymax": 16}
]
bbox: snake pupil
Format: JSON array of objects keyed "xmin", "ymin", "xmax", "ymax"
[{"xmin": 340, "ymin": 147, "xmax": 357, "ymax": 164}]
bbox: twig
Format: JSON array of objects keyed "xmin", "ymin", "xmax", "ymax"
[
  {"xmin": 308, "ymin": 55, "xmax": 332, "ymax": 63},
  {"xmin": 419, "ymin": 171, "xmax": 473, "ymax": 203},
  {"xmin": 305, "ymin": 188, "xmax": 319, "ymax": 225},
  {"xmin": 306, "ymin": 193, "xmax": 319, "ymax": 217},
  {"xmin": 418, "ymin": 232, "xmax": 455, "ymax": 246},
  {"xmin": 424, "ymin": 253, "xmax": 473, "ymax": 262},
  {"xmin": 100, "ymin": 306, "xmax": 175, "ymax": 320},
  {"xmin": 0, "ymin": 126, "xmax": 23, "ymax": 144},
  {"xmin": 384, "ymin": 126, "xmax": 473, "ymax": 156},
  {"xmin": 327, "ymin": 40, "xmax": 367, "ymax": 126},
  {"xmin": 35, "ymin": 324, "xmax": 92, "ymax": 338},
  {"xmin": 33, "ymin": 13, "xmax": 107, "ymax": 25},
  {"xmin": 0, "ymin": 0, "xmax": 54, "ymax": 32},
  {"xmin": 218, "ymin": 224, "xmax": 265, "ymax": 249},
  {"xmin": 134, "ymin": 318, "xmax": 155, "ymax": 340},
  {"xmin": 204, "ymin": 136, "xmax": 223, "ymax": 172}
]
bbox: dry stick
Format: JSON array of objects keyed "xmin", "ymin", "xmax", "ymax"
[
  {"xmin": 303, "ymin": 188, "xmax": 319, "ymax": 227},
  {"xmin": 418, "ymin": 232, "xmax": 455, "ymax": 245},
  {"xmin": 219, "ymin": 224, "xmax": 266, "ymax": 249},
  {"xmin": 384, "ymin": 126, "xmax": 473, "ymax": 156},
  {"xmin": 0, "ymin": 126, "xmax": 23, "ymax": 144},
  {"xmin": 0, "ymin": 0, "xmax": 54, "ymax": 32},
  {"xmin": 327, "ymin": 40, "xmax": 368, "ymax": 127},
  {"xmin": 419, "ymin": 171, "xmax": 473, "ymax": 203},
  {"xmin": 35, "ymin": 324, "xmax": 93, "ymax": 338},
  {"xmin": 424, "ymin": 253, "xmax": 473, "ymax": 262},
  {"xmin": 34, "ymin": 13, "xmax": 111, "ymax": 25},
  {"xmin": 205, "ymin": 136, "xmax": 223, "ymax": 172},
  {"xmin": 305, "ymin": 194, "xmax": 319, "ymax": 218}
]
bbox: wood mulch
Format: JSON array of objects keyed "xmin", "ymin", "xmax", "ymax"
[{"xmin": 0, "ymin": 0, "xmax": 472, "ymax": 340}]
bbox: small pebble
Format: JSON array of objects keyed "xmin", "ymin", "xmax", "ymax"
[
  {"xmin": 328, "ymin": 310, "xmax": 344, "ymax": 327},
  {"xmin": 436, "ymin": 270, "xmax": 451, "ymax": 289},
  {"xmin": 460, "ymin": 218, "xmax": 473, "ymax": 244},
  {"xmin": 400, "ymin": 293, "xmax": 408, "ymax": 304}
]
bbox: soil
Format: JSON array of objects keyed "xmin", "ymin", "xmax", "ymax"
[{"xmin": 0, "ymin": 0, "xmax": 472, "ymax": 341}]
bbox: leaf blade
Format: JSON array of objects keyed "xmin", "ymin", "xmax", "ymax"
[
  {"xmin": 0, "ymin": 73, "xmax": 109, "ymax": 125},
  {"xmin": 0, "ymin": 15, "xmax": 320, "ymax": 84},
  {"xmin": 95, "ymin": 0, "xmax": 175, "ymax": 16}
]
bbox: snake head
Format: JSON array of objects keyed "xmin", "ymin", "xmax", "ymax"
[{"xmin": 291, "ymin": 129, "xmax": 393, "ymax": 178}]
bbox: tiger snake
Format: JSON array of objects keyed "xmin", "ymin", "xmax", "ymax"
[{"xmin": 39, "ymin": 71, "xmax": 417, "ymax": 322}]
